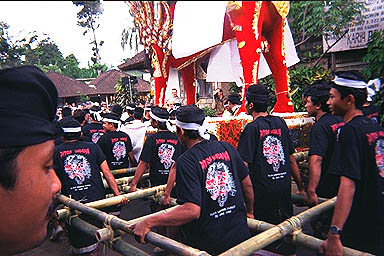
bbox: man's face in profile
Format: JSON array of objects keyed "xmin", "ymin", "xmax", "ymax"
[{"xmin": 0, "ymin": 140, "xmax": 61, "ymax": 255}]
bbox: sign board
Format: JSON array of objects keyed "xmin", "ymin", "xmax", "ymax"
[{"xmin": 323, "ymin": 0, "xmax": 384, "ymax": 53}]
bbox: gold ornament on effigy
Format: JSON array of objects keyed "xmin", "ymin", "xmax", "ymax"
[{"xmin": 238, "ymin": 41, "xmax": 246, "ymax": 49}]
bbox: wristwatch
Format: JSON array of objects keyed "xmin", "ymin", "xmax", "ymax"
[{"xmin": 329, "ymin": 225, "xmax": 342, "ymax": 235}]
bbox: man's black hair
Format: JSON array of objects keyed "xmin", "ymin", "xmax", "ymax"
[
  {"xmin": 0, "ymin": 146, "xmax": 25, "ymax": 189},
  {"xmin": 307, "ymin": 80, "xmax": 331, "ymax": 113},
  {"xmin": 63, "ymin": 132, "xmax": 81, "ymax": 141},
  {"xmin": 158, "ymin": 122, "xmax": 167, "ymax": 130},
  {"xmin": 73, "ymin": 109, "xmax": 87, "ymax": 124},
  {"xmin": 176, "ymin": 126, "xmax": 200, "ymax": 139}
]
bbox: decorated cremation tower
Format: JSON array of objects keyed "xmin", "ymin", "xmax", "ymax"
[{"xmin": 127, "ymin": 1, "xmax": 299, "ymax": 113}]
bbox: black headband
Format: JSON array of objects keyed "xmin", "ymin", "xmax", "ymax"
[{"xmin": 0, "ymin": 65, "xmax": 58, "ymax": 147}]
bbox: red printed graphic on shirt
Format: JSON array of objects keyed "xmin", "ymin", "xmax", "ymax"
[
  {"xmin": 91, "ymin": 132, "xmax": 104, "ymax": 143},
  {"xmin": 64, "ymin": 154, "xmax": 92, "ymax": 185},
  {"xmin": 112, "ymin": 141, "xmax": 126, "ymax": 161},
  {"xmin": 158, "ymin": 143, "xmax": 175, "ymax": 169},
  {"xmin": 205, "ymin": 162, "xmax": 236, "ymax": 207},
  {"xmin": 375, "ymin": 139, "xmax": 384, "ymax": 178},
  {"xmin": 263, "ymin": 135, "xmax": 286, "ymax": 172}
]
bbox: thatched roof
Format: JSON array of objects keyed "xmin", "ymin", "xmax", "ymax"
[
  {"xmin": 89, "ymin": 70, "xmax": 128, "ymax": 95},
  {"xmin": 47, "ymin": 71, "xmax": 97, "ymax": 98},
  {"xmin": 118, "ymin": 50, "xmax": 147, "ymax": 71},
  {"xmin": 135, "ymin": 78, "xmax": 151, "ymax": 93}
]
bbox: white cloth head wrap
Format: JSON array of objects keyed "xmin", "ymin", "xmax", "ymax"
[{"xmin": 333, "ymin": 75, "xmax": 368, "ymax": 89}]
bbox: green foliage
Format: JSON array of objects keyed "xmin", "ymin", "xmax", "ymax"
[
  {"xmin": 289, "ymin": 65, "xmax": 331, "ymax": 111},
  {"xmin": 0, "ymin": 21, "xmax": 28, "ymax": 68},
  {"xmin": 362, "ymin": 31, "xmax": 384, "ymax": 124},
  {"xmin": 289, "ymin": 1, "xmax": 365, "ymax": 47},
  {"xmin": 229, "ymin": 82, "xmax": 242, "ymax": 94},
  {"xmin": 23, "ymin": 38, "xmax": 63, "ymax": 67},
  {"xmin": 114, "ymin": 76, "xmax": 140, "ymax": 108},
  {"xmin": 371, "ymin": 87, "xmax": 384, "ymax": 125},
  {"xmin": 73, "ymin": 1, "xmax": 104, "ymax": 65},
  {"xmin": 362, "ymin": 31, "xmax": 384, "ymax": 80},
  {"xmin": 78, "ymin": 92, "xmax": 90, "ymax": 103},
  {"xmin": 201, "ymin": 106, "xmax": 217, "ymax": 117},
  {"xmin": 81, "ymin": 62, "xmax": 109, "ymax": 78},
  {"xmin": 259, "ymin": 65, "xmax": 331, "ymax": 112},
  {"xmin": 121, "ymin": 26, "xmax": 139, "ymax": 53}
]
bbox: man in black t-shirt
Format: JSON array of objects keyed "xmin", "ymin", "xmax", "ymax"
[
  {"xmin": 97, "ymin": 113, "xmax": 137, "ymax": 170},
  {"xmin": 320, "ymin": 71, "xmax": 384, "ymax": 256},
  {"xmin": 54, "ymin": 117, "xmax": 126, "ymax": 255},
  {"xmin": 362, "ymin": 99, "xmax": 382, "ymax": 125},
  {"xmin": 82, "ymin": 106, "xmax": 106, "ymax": 143},
  {"xmin": 130, "ymin": 105, "xmax": 254, "ymax": 255},
  {"xmin": 303, "ymin": 81, "xmax": 344, "ymax": 240},
  {"xmin": 128, "ymin": 106, "xmax": 183, "ymax": 194},
  {"xmin": 237, "ymin": 84, "xmax": 305, "ymax": 255}
]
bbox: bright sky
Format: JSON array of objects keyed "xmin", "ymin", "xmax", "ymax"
[{"xmin": 0, "ymin": 1, "xmax": 142, "ymax": 68}]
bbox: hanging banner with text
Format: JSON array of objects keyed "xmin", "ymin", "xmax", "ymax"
[{"xmin": 323, "ymin": 0, "xmax": 384, "ymax": 53}]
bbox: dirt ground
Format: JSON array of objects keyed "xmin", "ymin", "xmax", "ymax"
[{"xmin": 16, "ymin": 183, "xmax": 317, "ymax": 256}]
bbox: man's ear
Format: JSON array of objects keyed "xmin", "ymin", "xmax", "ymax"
[{"xmin": 346, "ymin": 94, "xmax": 356, "ymax": 106}]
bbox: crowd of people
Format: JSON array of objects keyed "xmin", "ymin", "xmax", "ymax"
[{"xmin": 0, "ymin": 65, "xmax": 383, "ymax": 256}]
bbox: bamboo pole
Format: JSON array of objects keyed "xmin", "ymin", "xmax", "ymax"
[
  {"xmin": 103, "ymin": 173, "xmax": 150, "ymax": 188},
  {"xmin": 292, "ymin": 151, "xmax": 308, "ymax": 162},
  {"xmin": 291, "ymin": 193, "xmax": 329, "ymax": 205},
  {"xmin": 57, "ymin": 194, "xmax": 209, "ymax": 256},
  {"xmin": 86, "ymin": 184, "xmax": 166, "ymax": 209},
  {"xmin": 219, "ymin": 197, "xmax": 337, "ymax": 256},
  {"xmin": 247, "ymin": 219, "xmax": 373, "ymax": 256},
  {"xmin": 111, "ymin": 167, "xmax": 137, "ymax": 176},
  {"xmin": 69, "ymin": 216, "xmax": 150, "ymax": 256},
  {"xmin": 58, "ymin": 185, "xmax": 167, "ymax": 218}
]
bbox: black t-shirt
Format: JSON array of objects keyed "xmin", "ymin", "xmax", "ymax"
[
  {"xmin": 139, "ymin": 131, "xmax": 183, "ymax": 186},
  {"xmin": 176, "ymin": 140, "xmax": 250, "ymax": 255},
  {"xmin": 362, "ymin": 104, "xmax": 382, "ymax": 125},
  {"xmin": 329, "ymin": 115, "xmax": 384, "ymax": 255},
  {"xmin": 97, "ymin": 131, "xmax": 134, "ymax": 170},
  {"xmin": 82, "ymin": 122, "xmax": 106, "ymax": 143},
  {"xmin": 54, "ymin": 141, "xmax": 107, "ymax": 203},
  {"xmin": 237, "ymin": 115, "xmax": 294, "ymax": 223},
  {"xmin": 308, "ymin": 113, "xmax": 344, "ymax": 198}
]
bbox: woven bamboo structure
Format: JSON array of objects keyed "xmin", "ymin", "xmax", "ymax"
[
  {"xmin": 219, "ymin": 197, "xmax": 337, "ymax": 255},
  {"xmin": 58, "ymin": 194, "xmax": 209, "ymax": 256},
  {"xmin": 55, "ymin": 150, "xmax": 371, "ymax": 255}
]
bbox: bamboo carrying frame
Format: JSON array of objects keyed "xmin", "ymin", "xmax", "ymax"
[{"xmin": 56, "ymin": 152, "xmax": 373, "ymax": 256}]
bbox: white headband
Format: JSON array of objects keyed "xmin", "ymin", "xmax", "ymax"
[
  {"xmin": 176, "ymin": 119, "xmax": 210, "ymax": 139},
  {"xmin": 126, "ymin": 106, "xmax": 135, "ymax": 111},
  {"xmin": 150, "ymin": 111, "xmax": 168, "ymax": 122},
  {"xmin": 103, "ymin": 118, "xmax": 121, "ymax": 124},
  {"xmin": 175, "ymin": 120, "xmax": 201, "ymax": 130},
  {"xmin": 62, "ymin": 127, "xmax": 81, "ymax": 133},
  {"xmin": 89, "ymin": 110, "xmax": 102, "ymax": 121},
  {"xmin": 333, "ymin": 76, "xmax": 368, "ymax": 89}
]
